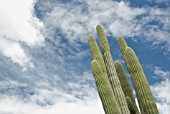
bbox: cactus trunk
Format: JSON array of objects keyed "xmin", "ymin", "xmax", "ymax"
[{"xmin": 115, "ymin": 61, "xmax": 140, "ymax": 114}]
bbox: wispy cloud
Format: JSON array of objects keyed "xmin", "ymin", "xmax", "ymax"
[
  {"xmin": 151, "ymin": 79, "xmax": 170, "ymax": 114},
  {"xmin": 154, "ymin": 66, "xmax": 170, "ymax": 77},
  {"xmin": 151, "ymin": 66, "xmax": 170, "ymax": 114},
  {"xmin": 150, "ymin": 0, "xmax": 170, "ymax": 4},
  {"xmin": 0, "ymin": 95, "xmax": 104, "ymax": 114},
  {"xmin": 0, "ymin": 71, "xmax": 104, "ymax": 114},
  {"xmin": 0, "ymin": 0, "xmax": 44, "ymax": 69},
  {"xmin": 0, "ymin": 21, "xmax": 100, "ymax": 112},
  {"xmin": 38, "ymin": 0, "xmax": 170, "ymax": 51}
]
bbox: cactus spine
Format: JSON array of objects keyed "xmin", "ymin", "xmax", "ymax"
[
  {"xmin": 91, "ymin": 60, "xmax": 121, "ymax": 114},
  {"xmin": 117, "ymin": 37, "xmax": 159, "ymax": 114},
  {"xmin": 96, "ymin": 25, "xmax": 130, "ymax": 114},
  {"xmin": 115, "ymin": 61, "xmax": 140, "ymax": 114}
]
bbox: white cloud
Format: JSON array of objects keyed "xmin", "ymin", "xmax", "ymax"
[
  {"xmin": 0, "ymin": 76, "xmax": 105, "ymax": 114},
  {"xmin": 151, "ymin": 79, "xmax": 170, "ymax": 114},
  {"xmin": 0, "ymin": 0, "xmax": 44, "ymax": 68},
  {"xmin": 40, "ymin": 0, "xmax": 170, "ymax": 51},
  {"xmin": 0, "ymin": 70, "xmax": 105, "ymax": 114},
  {"xmin": 42, "ymin": 0, "xmax": 144, "ymax": 42},
  {"xmin": 152, "ymin": 66, "xmax": 170, "ymax": 114},
  {"xmin": 0, "ymin": 38, "xmax": 34, "ymax": 69},
  {"xmin": 0, "ymin": 96, "xmax": 104, "ymax": 114},
  {"xmin": 156, "ymin": 102, "xmax": 170, "ymax": 114},
  {"xmin": 154, "ymin": 66, "xmax": 170, "ymax": 77},
  {"xmin": 149, "ymin": 0, "xmax": 169, "ymax": 3}
]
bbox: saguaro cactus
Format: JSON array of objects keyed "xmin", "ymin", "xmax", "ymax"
[
  {"xmin": 88, "ymin": 25, "xmax": 158, "ymax": 114},
  {"xmin": 96, "ymin": 25, "xmax": 130, "ymax": 114},
  {"xmin": 117, "ymin": 37, "xmax": 159, "ymax": 114},
  {"xmin": 115, "ymin": 61, "xmax": 140, "ymax": 114},
  {"xmin": 91, "ymin": 60, "xmax": 121, "ymax": 114}
]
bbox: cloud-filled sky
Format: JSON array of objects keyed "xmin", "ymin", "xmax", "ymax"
[{"xmin": 0, "ymin": 0, "xmax": 170, "ymax": 114}]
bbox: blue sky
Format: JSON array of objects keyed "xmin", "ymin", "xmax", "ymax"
[{"xmin": 0, "ymin": 0, "xmax": 170, "ymax": 113}]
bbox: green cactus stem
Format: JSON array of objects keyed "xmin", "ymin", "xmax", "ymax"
[
  {"xmin": 117, "ymin": 37, "xmax": 128, "ymax": 56},
  {"xmin": 126, "ymin": 96, "xmax": 137, "ymax": 114},
  {"xmin": 115, "ymin": 61, "xmax": 140, "ymax": 114},
  {"xmin": 96, "ymin": 25, "xmax": 130, "ymax": 114},
  {"xmin": 96, "ymin": 25, "xmax": 110, "ymax": 53},
  {"xmin": 117, "ymin": 37, "xmax": 159, "ymax": 114},
  {"xmin": 91, "ymin": 60, "xmax": 121, "ymax": 114},
  {"xmin": 88, "ymin": 35, "xmax": 107, "ymax": 74}
]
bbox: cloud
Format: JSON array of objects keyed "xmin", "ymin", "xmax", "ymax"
[
  {"xmin": 0, "ymin": 23, "xmax": 96, "ymax": 113},
  {"xmin": 152, "ymin": 66, "xmax": 170, "ymax": 114},
  {"xmin": 0, "ymin": 0, "xmax": 44, "ymax": 68},
  {"xmin": 149, "ymin": 0, "xmax": 170, "ymax": 3},
  {"xmin": 154, "ymin": 66, "xmax": 170, "ymax": 77},
  {"xmin": 37, "ymin": 0, "xmax": 170, "ymax": 51},
  {"xmin": 41, "ymin": 0, "xmax": 144, "ymax": 42},
  {"xmin": 0, "ymin": 38, "xmax": 34, "ymax": 70},
  {"xmin": 0, "ymin": 95, "xmax": 104, "ymax": 114},
  {"xmin": 151, "ymin": 79, "xmax": 170, "ymax": 114},
  {"xmin": 0, "ymin": 71, "xmax": 105, "ymax": 114},
  {"xmin": 0, "ymin": 59, "xmax": 104, "ymax": 113}
]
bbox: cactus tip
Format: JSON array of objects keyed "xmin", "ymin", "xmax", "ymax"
[
  {"xmin": 88, "ymin": 34, "xmax": 94, "ymax": 38},
  {"xmin": 115, "ymin": 60, "xmax": 120, "ymax": 65},
  {"xmin": 88, "ymin": 35, "xmax": 95, "ymax": 42},
  {"xmin": 115, "ymin": 61, "xmax": 122, "ymax": 69},
  {"xmin": 96, "ymin": 25, "xmax": 103, "ymax": 30},
  {"xmin": 91, "ymin": 59, "xmax": 98, "ymax": 66},
  {"xmin": 117, "ymin": 36, "xmax": 124, "ymax": 41}
]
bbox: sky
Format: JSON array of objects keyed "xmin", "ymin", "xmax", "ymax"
[{"xmin": 0, "ymin": 0, "xmax": 170, "ymax": 114}]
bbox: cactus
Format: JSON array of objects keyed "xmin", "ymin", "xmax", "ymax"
[
  {"xmin": 117, "ymin": 37, "xmax": 159, "ymax": 114},
  {"xmin": 91, "ymin": 60, "xmax": 121, "ymax": 114},
  {"xmin": 126, "ymin": 96, "xmax": 137, "ymax": 114},
  {"xmin": 115, "ymin": 61, "xmax": 140, "ymax": 114},
  {"xmin": 88, "ymin": 25, "xmax": 158, "ymax": 114},
  {"xmin": 96, "ymin": 25, "xmax": 130, "ymax": 114}
]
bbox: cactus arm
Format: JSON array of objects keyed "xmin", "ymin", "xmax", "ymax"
[
  {"xmin": 88, "ymin": 35, "xmax": 111, "ymax": 87},
  {"xmin": 96, "ymin": 25, "xmax": 130, "ymax": 114},
  {"xmin": 115, "ymin": 61, "xmax": 140, "ymax": 114},
  {"xmin": 96, "ymin": 25, "xmax": 110, "ymax": 53},
  {"xmin": 117, "ymin": 36, "xmax": 128, "ymax": 56},
  {"xmin": 91, "ymin": 60, "xmax": 121, "ymax": 114},
  {"xmin": 124, "ymin": 47, "xmax": 159, "ymax": 114},
  {"xmin": 126, "ymin": 96, "xmax": 137, "ymax": 114},
  {"xmin": 88, "ymin": 35, "xmax": 107, "ymax": 74},
  {"xmin": 88, "ymin": 35, "xmax": 120, "ymax": 114},
  {"xmin": 117, "ymin": 36, "xmax": 158, "ymax": 114}
]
